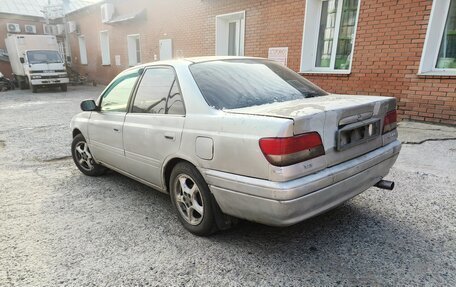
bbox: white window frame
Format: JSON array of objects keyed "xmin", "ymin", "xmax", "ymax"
[
  {"xmin": 300, "ymin": 0, "xmax": 361, "ymax": 74},
  {"xmin": 419, "ymin": 0, "xmax": 456, "ymax": 76},
  {"xmin": 78, "ymin": 35, "xmax": 88, "ymax": 65},
  {"xmin": 100, "ymin": 30, "xmax": 111, "ymax": 65},
  {"xmin": 127, "ymin": 34, "xmax": 141, "ymax": 66},
  {"xmin": 215, "ymin": 11, "xmax": 245, "ymax": 56}
]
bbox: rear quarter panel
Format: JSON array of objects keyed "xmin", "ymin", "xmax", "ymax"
[{"xmin": 179, "ymin": 113, "xmax": 293, "ymax": 180}]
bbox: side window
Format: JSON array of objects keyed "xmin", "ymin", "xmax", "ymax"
[
  {"xmin": 132, "ymin": 67, "xmax": 185, "ymax": 115},
  {"xmin": 101, "ymin": 72, "xmax": 139, "ymax": 112},
  {"xmin": 166, "ymin": 80, "xmax": 185, "ymax": 115}
]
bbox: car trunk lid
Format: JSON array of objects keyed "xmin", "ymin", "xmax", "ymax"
[{"xmin": 225, "ymin": 94, "xmax": 396, "ymax": 168}]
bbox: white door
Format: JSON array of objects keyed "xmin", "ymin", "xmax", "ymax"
[
  {"xmin": 159, "ymin": 39, "xmax": 173, "ymax": 60},
  {"xmin": 127, "ymin": 34, "xmax": 141, "ymax": 66}
]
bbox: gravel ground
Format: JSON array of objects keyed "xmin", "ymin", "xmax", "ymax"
[{"xmin": 0, "ymin": 86, "xmax": 455, "ymax": 286}]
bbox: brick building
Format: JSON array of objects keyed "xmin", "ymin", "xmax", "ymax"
[{"xmin": 3, "ymin": 0, "xmax": 456, "ymax": 125}]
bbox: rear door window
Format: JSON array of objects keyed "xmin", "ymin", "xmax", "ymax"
[
  {"xmin": 132, "ymin": 67, "xmax": 185, "ymax": 115},
  {"xmin": 189, "ymin": 59, "xmax": 327, "ymax": 110},
  {"xmin": 166, "ymin": 80, "xmax": 185, "ymax": 115}
]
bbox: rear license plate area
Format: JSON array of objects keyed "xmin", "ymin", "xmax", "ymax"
[{"xmin": 336, "ymin": 119, "xmax": 380, "ymax": 151}]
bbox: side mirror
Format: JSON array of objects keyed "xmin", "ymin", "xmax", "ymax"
[
  {"xmin": 20, "ymin": 57, "xmax": 25, "ymax": 64},
  {"xmin": 80, "ymin": 100, "xmax": 98, "ymax": 111}
]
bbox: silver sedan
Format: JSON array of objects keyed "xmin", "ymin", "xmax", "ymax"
[{"xmin": 70, "ymin": 57, "xmax": 401, "ymax": 235}]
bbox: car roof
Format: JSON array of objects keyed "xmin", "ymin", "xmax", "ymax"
[
  {"xmin": 184, "ymin": 56, "xmax": 264, "ymax": 63},
  {"xmin": 120, "ymin": 56, "xmax": 267, "ymax": 75}
]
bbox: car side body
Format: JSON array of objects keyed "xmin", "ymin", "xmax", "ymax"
[{"xmin": 71, "ymin": 56, "xmax": 401, "ymax": 232}]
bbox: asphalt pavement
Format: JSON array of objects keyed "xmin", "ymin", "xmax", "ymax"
[{"xmin": 0, "ymin": 86, "xmax": 455, "ymax": 286}]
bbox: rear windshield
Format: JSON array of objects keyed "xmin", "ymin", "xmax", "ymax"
[{"xmin": 189, "ymin": 59, "xmax": 327, "ymax": 110}]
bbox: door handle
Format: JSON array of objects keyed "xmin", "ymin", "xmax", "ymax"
[
  {"xmin": 113, "ymin": 128, "xmax": 120, "ymax": 132},
  {"xmin": 164, "ymin": 133, "xmax": 175, "ymax": 140}
]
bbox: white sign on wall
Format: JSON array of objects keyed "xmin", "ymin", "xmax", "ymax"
[
  {"xmin": 115, "ymin": 55, "xmax": 121, "ymax": 66},
  {"xmin": 268, "ymin": 47, "xmax": 288, "ymax": 66}
]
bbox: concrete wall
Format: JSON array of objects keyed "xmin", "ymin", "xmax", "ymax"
[{"xmin": 66, "ymin": 0, "xmax": 456, "ymax": 125}]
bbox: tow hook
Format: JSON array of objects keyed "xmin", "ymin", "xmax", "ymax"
[{"xmin": 375, "ymin": 180, "xmax": 395, "ymax": 190}]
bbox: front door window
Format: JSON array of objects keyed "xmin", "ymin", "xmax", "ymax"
[{"xmin": 100, "ymin": 72, "xmax": 139, "ymax": 112}]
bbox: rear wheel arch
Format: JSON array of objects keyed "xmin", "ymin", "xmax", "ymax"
[
  {"xmin": 164, "ymin": 158, "xmax": 236, "ymax": 233},
  {"xmin": 163, "ymin": 157, "xmax": 197, "ymax": 193}
]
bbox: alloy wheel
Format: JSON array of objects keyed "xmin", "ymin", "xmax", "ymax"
[
  {"xmin": 74, "ymin": 141, "xmax": 94, "ymax": 171},
  {"xmin": 174, "ymin": 174, "xmax": 204, "ymax": 225}
]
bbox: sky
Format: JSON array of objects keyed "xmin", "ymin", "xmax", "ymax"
[{"xmin": 0, "ymin": 0, "xmax": 101, "ymax": 17}]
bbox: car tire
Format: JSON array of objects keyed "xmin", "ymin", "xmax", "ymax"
[
  {"xmin": 61, "ymin": 84, "xmax": 67, "ymax": 92},
  {"xmin": 71, "ymin": 134, "xmax": 107, "ymax": 176},
  {"xmin": 31, "ymin": 85, "xmax": 37, "ymax": 93},
  {"xmin": 170, "ymin": 162, "xmax": 218, "ymax": 236}
]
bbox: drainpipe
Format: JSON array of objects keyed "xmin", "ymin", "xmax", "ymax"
[{"xmin": 62, "ymin": 0, "xmax": 72, "ymax": 66}]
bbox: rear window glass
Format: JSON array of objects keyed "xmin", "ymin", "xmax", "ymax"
[{"xmin": 189, "ymin": 59, "xmax": 327, "ymax": 110}]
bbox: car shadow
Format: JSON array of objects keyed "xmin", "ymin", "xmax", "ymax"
[
  {"xmin": 206, "ymin": 200, "xmax": 435, "ymax": 284},
  {"xmin": 103, "ymin": 168, "xmax": 426, "ymax": 246},
  {"xmin": 64, "ymin": 169, "xmax": 436, "ymax": 284}
]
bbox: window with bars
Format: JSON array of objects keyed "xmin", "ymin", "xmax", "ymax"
[
  {"xmin": 215, "ymin": 11, "xmax": 245, "ymax": 56},
  {"xmin": 78, "ymin": 36, "xmax": 88, "ymax": 65},
  {"xmin": 100, "ymin": 31, "xmax": 110, "ymax": 65}
]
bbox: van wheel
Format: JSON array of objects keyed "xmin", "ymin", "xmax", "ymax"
[
  {"xmin": 170, "ymin": 162, "xmax": 218, "ymax": 236},
  {"xmin": 61, "ymin": 84, "xmax": 67, "ymax": 92},
  {"xmin": 71, "ymin": 134, "xmax": 107, "ymax": 176},
  {"xmin": 19, "ymin": 78, "xmax": 27, "ymax": 90}
]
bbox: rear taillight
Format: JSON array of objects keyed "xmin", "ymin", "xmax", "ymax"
[
  {"xmin": 259, "ymin": 132, "xmax": 325, "ymax": 167},
  {"xmin": 383, "ymin": 110, "xmax": 397, "ymax": 134}
]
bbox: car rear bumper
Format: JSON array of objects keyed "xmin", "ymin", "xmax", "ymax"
[{"xmin": 203, "ymin": 140, "xmax": 401, "ymax": 227}]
